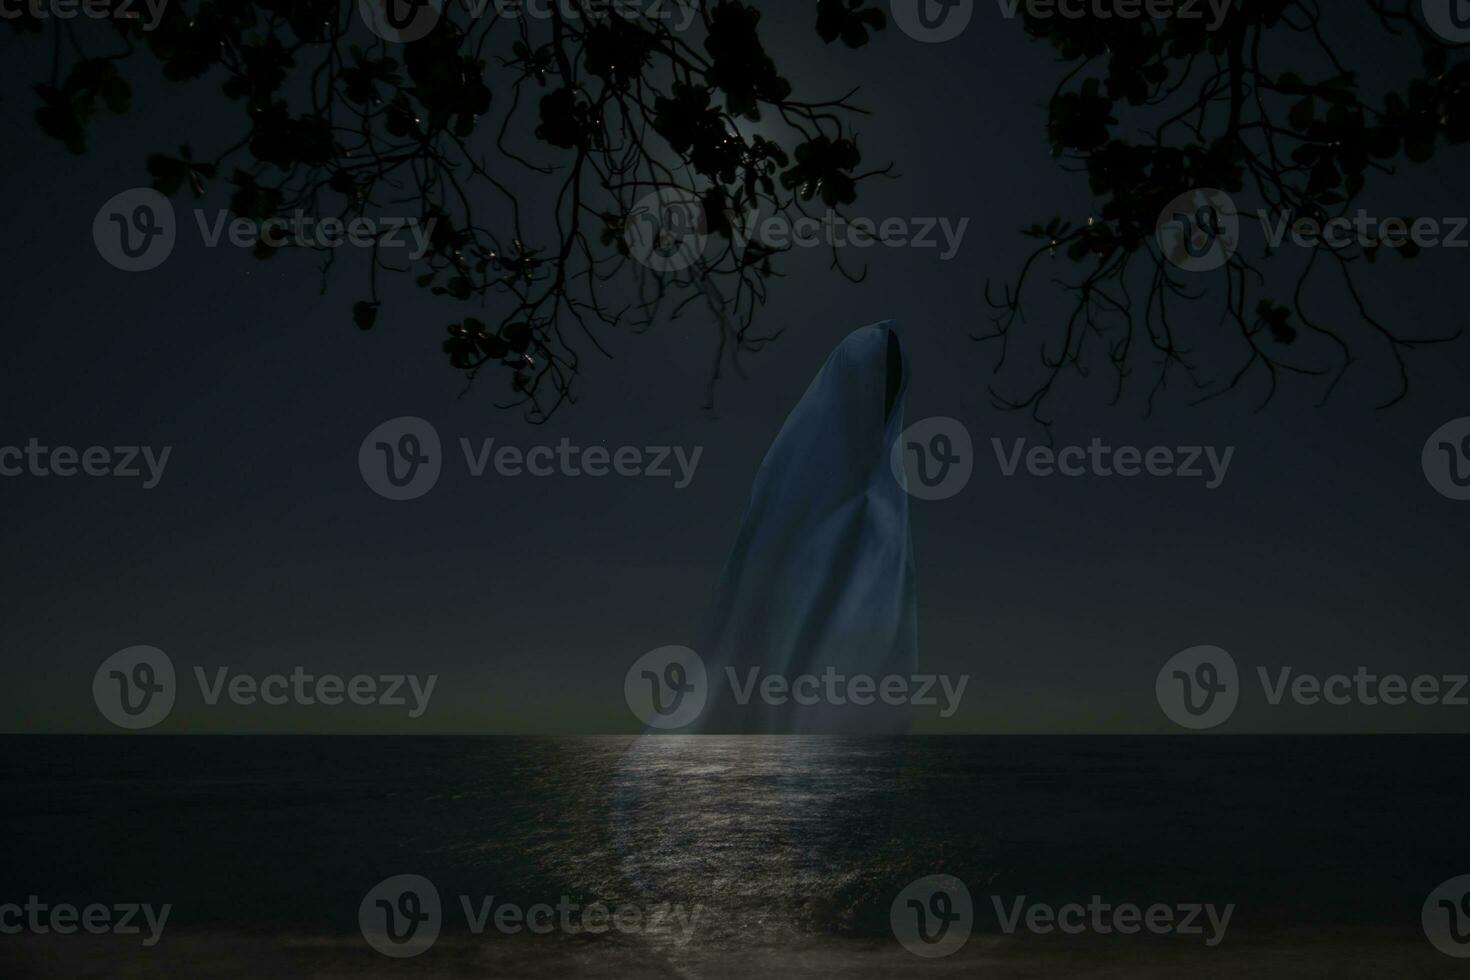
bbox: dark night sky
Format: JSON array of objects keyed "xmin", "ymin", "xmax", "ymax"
[{"xmin": 0, "ymin": 2, "xmax": 1466, "ymax": 733}]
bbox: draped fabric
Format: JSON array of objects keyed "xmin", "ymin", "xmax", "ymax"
[{"xmin": 692, "ymin": 320, "xmax": 918, "ymax": 734}]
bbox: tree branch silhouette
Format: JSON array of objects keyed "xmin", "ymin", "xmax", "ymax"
[
  {"xmin": 982, "ymin": 0, "xmax": 1468, "ymax": 429},
  {"xmin": 18, "ymin": 0, "xmax": 892, "ymax": 419}
]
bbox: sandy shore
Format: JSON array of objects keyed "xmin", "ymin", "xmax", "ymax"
[{"xmin": 0, "ymin": 925, "xmax": 1461, "ymax": 979}]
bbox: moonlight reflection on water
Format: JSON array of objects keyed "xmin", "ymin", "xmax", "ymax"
[{"xmin": 589, "ymin": 736, "xmax": 931, "ymax": 950}]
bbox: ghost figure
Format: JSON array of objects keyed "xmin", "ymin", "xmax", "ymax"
[{"xmin": 693, "ymin": 320, "xmax": 918, "ymax": 734}]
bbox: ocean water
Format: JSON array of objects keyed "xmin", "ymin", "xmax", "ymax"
[{"xmin": 0, "ymin": 735, "xmax": 1464, "ymax": 977}]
